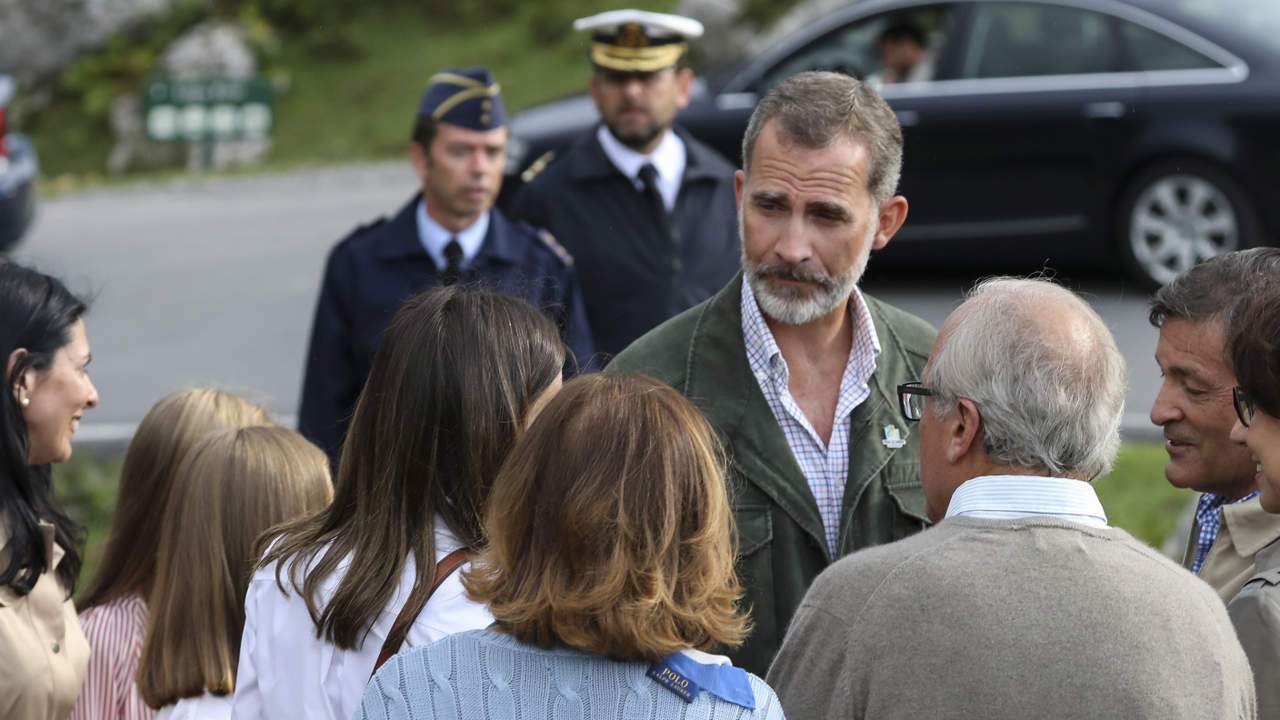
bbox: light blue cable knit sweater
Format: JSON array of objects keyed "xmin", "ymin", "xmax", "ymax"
[{"xmin": 357, "ymin": 629, "xmax": 786, "ymax": 720}]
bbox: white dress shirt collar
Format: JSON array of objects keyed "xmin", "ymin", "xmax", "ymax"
[
  {"xmin": 945, "ymin": 475, "xmax": 1109, "ymax": 528},
  {"xmin": 596, "ymin": 125, "xmax": 686, "ymax": 212},
  {"xmin": 415, "ymin": 198, "xmax": 489, "ymax": 271}
]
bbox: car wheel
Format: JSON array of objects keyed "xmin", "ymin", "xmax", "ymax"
[{"xmin": 1117, "ymin": 160, "xmax": 1258, "ymax": 288}]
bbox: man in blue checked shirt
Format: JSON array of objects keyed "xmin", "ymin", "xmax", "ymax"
[{"xmin": 1150, "ymin": 248, "xmax": 1280, "ymax": 603}]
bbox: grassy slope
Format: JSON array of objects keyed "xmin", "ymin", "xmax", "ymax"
[
  {"xmin": 266, "ymin": 5, "xmax": 599, "ymax": 166},
  {"xmin": 1094, "ymin": 442, "xmax": 1192, "ymax": 549},
  {"xmin": 32, "ymin": 2, "xmax": 671, "ymax": 181},
  {"xmin": 57, "ymin": 443, "xmax": 1190, "ymax": 595}
]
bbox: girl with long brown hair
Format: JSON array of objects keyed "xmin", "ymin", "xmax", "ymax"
[
  {"xmin": 72, "ymin": 388, "xmax": 270, "ymax": 720},
  {"xmin": 358, "ymin": 374, "xmax": 783, "ymax": 720},
  {"xmin": 136, "ymin": 426, "xmax": 331, "ymax": 719},
  {"xmin": 232, "ymin": 287, "xmax": 565, "ymax": 720}
]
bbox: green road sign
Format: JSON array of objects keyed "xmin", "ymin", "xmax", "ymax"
[{"xmin": 144, "ymin": 76, "xmax": 274, "ymax": 142}]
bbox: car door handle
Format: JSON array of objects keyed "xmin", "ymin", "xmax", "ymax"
[
  {"xmin": 1083, "ymin": 101, "xmax": 1127, "ymax": 119},
  {"xmin": 896, "ymin": 110, "xmax": 920, "ymax": 127}
]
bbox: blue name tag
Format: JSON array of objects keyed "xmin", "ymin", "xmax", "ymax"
[{"xmin": 647, "ymin": 661, "xmax": 699, "ymax": 703}]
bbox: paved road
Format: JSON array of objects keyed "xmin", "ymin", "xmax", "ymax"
[{"xmin": 15, "ymin": 162, "xmax": 1164, "ymax": 448}]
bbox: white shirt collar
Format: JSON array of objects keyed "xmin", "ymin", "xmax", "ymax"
[
  {"xmin": 944, "ymin": 475, "xmax": 1109, "ymax": 528},
  {"xmin": 416, "ymin": 198, "xmax": 489, "ymax": 271},
  {"xmin": 596, "ymin": 125, "xmax": 686, "ymax": 212}
]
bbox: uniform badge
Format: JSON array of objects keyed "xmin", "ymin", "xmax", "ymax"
[{"xmin": 617, "ymin": 22, "xmax": 649, "ymax": 48}]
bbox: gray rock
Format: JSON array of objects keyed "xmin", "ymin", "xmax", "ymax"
[
  {"xmin": 0, "ymin": 0, "xmax": 181, "ymax": 87},
  {"xmin": 160, "ymin": 20, "xmax": 256, "ymax": 80},
  {"xmin": 110, "ymin": 20, "xmax": 270, "ymax": 172},
  {"xmin": 107, "ymin": 93, "xmax": 182, "ymax": 174}
]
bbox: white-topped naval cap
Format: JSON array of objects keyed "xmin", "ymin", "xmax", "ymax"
[
  {"xmin": 573, "ymin": 10, "xmax": 704, "ymax": 72},
  {"xmin": 573, "ymin": 9, "xmax": 705, "ymax": 39}
]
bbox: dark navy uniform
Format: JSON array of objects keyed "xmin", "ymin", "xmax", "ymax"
[
  {"xmin": 511, "ymin": 125, "xmax": 738, "ymax": 359},
  {"xmin": 299, "ymin": 196, "xmax": 592, "ymax": 460}
]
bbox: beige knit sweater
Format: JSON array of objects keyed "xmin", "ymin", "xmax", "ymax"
[{"xmin": 768, "ymin": 517, "xmax": 1255, "ymax": 720}]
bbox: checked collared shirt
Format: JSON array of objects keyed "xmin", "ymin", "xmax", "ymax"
[
  {"xmin": 741, "ymin": 276, "xmax": 881, "ymax": 556},
  {"xmin": 1192, "ymin": 490, "xmax": 1260, "ymax": 575}
]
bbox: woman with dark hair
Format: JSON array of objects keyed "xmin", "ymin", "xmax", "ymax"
[
  {"xmin": 71, "ymin": 388, "xmax": 271, "ymax": 720},
  {"xmin": 0, "ymin": 261, "xmax": 100, "ymax": 718},
  {"xmin": 232, "ymin": 286, "xmax": 565, "ymax": 720},
  {"xmin": 359, "ymin": 374, "xmax": 783, "ymax": 720},
  {"xmin": 1225, "ymin": 274, "xmax": 1280, "ymax": 717}
]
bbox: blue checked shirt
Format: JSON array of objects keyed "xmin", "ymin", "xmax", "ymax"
[
  {"xmin": 741, "ymin": 276, "xmax": 881, "ymax": 555},
  {"xmin": 1191, "ymin": 490, "xmax": 1260, "ymax": 574}
]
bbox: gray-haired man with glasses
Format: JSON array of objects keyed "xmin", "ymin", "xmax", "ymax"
[{"xmin": 768, "ymin": 277, "xmax": 1255, "ymax": 720}]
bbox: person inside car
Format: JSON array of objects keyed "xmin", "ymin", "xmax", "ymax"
[{"xmin": 872, "ymin": 20, "xmax": 935, "ymax": 85}]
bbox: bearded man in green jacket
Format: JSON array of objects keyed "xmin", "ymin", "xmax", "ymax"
[{"xmin": 607, "ymin": 71, "xmax": 936, "ymax": 676}]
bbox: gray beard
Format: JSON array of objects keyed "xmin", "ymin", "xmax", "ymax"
[{"xmin": 740, "ymin": 218, "xmax": 875, "ymax": 326}]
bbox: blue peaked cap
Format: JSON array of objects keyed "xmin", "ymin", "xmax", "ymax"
[{"xmin": 416, "ymin": 66, "xmax": 507, "ymax": 130}]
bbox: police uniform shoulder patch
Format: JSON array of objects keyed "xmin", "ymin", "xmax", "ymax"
[
  {"xmin": 521, "ymin": 150, "xmax": 557, "ymax": 184},
  {"xmin": 537, "ymin": 229, "xmax": 574, "ymax": 266}
]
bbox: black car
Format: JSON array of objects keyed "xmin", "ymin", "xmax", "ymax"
[
  {"xmin": 505, "ymin": 0, "xmax": 1280, "ymax": 287},
  {"xmin": 0, "ymin": 74, "xmax": 37, "ymax": 251}
]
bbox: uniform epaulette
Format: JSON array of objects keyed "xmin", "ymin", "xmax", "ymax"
[
  {"xmin": 538, "ymin": 229, "xmax": 574, "ymax": 267},
  {"xmin": 521, "ymin": 150, "xmax": 557, "ymax": 183}
]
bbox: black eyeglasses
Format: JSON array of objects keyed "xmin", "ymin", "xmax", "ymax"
[
  {"xmin": 898, "ymin": 381, "xmax": 933, "ymax": 422},
  {"xmin": 1234, "ymin": 386, "xmax": 1256, "ymax": 428}
]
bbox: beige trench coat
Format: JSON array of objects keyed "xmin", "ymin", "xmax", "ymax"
[
  {"xmin": 0, "ymin": 521, "xmax": 89, "ymax": 719},
  {"xmin": 1230, "ymin": 538, "xmax": 1280, "ymax": 720}
]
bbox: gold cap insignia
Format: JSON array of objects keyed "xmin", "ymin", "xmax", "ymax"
[{"xmin": 617, "ymin": 22, "xmax": 649, "ymax": 49}]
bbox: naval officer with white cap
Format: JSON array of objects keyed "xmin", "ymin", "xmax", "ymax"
[{"xmin": 511, "ymin": 9, "xmax": 739, "ymax": 361}]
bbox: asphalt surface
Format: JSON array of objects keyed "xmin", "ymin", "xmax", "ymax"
[{"xmin": 15, "ymin": 161, "xmax": 1165, "ymax": 449}]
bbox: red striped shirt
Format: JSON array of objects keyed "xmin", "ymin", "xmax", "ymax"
[{"xmin": 71, "ymin": 594, "xmax": 155, "ymax": 720}]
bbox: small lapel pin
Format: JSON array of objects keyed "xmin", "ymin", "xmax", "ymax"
[{"xmin": 882, "ymin": 424, "xmax": 906, "ymax": 449}]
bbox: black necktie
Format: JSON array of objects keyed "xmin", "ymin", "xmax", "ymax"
[
  {"xmin": 637, "ymin": 163, "xmax": 667, "ymax": 221},
  {"xmin": 441, "ymin": 238, "xmax": 464, "ymax": 286},
  {"xmin": 638, "ymin": 164, "xmax": 679, "ymax": 272}
]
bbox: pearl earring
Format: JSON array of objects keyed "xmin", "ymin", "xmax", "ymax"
[{"xmin": 19, "ymin": 397, "xmax": 29, "ymax": 407}]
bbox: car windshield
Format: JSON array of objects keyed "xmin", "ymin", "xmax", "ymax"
[{"xmin": 1166, "ymin": 0, "xmax": 1280, "ymax": 48}]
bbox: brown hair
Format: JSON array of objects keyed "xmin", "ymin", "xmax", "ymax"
[
  {"xmin": 464, "ymin": 374, "xmax": 747, "ymax": 662},
  {"xmin": 741, "ymin": 71, "xmax": 903, "ymax": 204},
  {"xmin": 1149, "ymin": 248, "xmax": 1280, "ymax": 329},
  {"xmin": 137, "ymin": 426, "xmax": 331, "ymax": 708},
  {"xmin": 78, "ymin": 387, "xmax": 271, "ymax": 610},
  {"xmin": 258, "ymin": 286, "xmax": 565, "ymax": 650},
  {"xmin": 1229, "ymin": 280, "xmax": 1280, "ymax": 418}
]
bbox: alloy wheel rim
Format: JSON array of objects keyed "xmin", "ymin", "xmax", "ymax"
[{"xmin": 1129, "ymin": 174, "xmax": 1239, "ymax": 286}]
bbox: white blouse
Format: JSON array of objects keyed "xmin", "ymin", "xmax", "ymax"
[
  {"xmin": 157, "ymin": 692, "xmax": 231, "ymax": 720},
  {"xmin": 229, "ymin": 518, "xmax": 493, "ymax": 720}
]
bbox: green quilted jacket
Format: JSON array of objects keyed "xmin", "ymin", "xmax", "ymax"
[{"xmin": 607, "ymin": 273, "xmax": 937, "ymax": 677}]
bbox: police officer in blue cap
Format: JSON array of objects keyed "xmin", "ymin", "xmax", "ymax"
[
  {"xmin": 299, "ymin": 67, "xmax": 593, "ymax": 462},
  {"xmin": 511, "ymin": 10, "xmax": 739, "ymax": 361}
]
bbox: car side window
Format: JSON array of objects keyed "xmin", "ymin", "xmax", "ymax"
[
  {"xmin": 1118, "ymin": 20, "xmax": 1223, "ymax": 71},
  {"xmin": 759, "ymin": 4, "xmax": 957, "ymax": 92},
  {"xmin": 960, "ymin": 2, "xmax": 1123, "ymax": 79}
]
